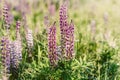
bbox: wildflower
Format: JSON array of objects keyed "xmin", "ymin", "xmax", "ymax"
[
  {"xmin": 23, "ymin": 14, "xmax": 33, "ymax": 48},
  {"xmin": 1, "ymin": 36, "xmax": 11, "ymax": 77},
  {"xmin": 65, "ymin": 20, "xmax": 74, "ymax": 59},
  {"xmin": 25, "ymin": 28, "xmax": 33, "ymax": 49},
  {"xmin": 3, "ymin": 4, "xmax": 10, "ymax": 30},
  {"xmin": 10, "ymin": 41, "xmax": 15, "ymax": 67},
  {"xmin": 15, "ymin": 21, "xmax": 22, "ymax": 61},
  {"xmin": 16, "ymin": 21, "xmax": 22, "ymax": 61},
  {"xmin": 16, "ymin": 21, "xmax": 21, "ymax": 40},
  {"xmin": 10, "ymin": 21, "xmax": 22, "ymax": 68},
  {"xmin": 23, "ymin": 15, "xmax": 33, "ymax": 59},
  {"xmin": 25, "ymin": 27, "xmax": 33, "ymax": 58},
  {"xmin": 11, "ymin": 40, "xmax": 22, "ymax": 68},
  {"xmin": 59, "ymin": 2, "xmax": 68, "ymax": 56},
  {"xmin": 48, "ymin": 22, "xmax": 57, "ymax": 66}
]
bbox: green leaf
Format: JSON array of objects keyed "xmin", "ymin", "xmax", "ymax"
[{"xmin": 38, "ymin": 45, "xmax": 42, "ymax": 65}]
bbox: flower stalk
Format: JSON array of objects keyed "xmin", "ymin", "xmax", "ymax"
[
  {"xmin": 65, "ymin": 20, "xmax": 74, "ymax": 59},
  {"xmin": 48, "ymin": 22, "xmax": 57, "ymax": 66},
  {"xmin": 59, "ymin": 2, "xmax": 68, "ymax": 57},
  {"xmin": 11, "ymin": 21, "xmax": 22, "ymax": 68},
  {"xmin": 3, "ymin": 4, "xmax": 10, "ymax": 34},
  {"xmin": 1, "ymin": 36, "xmax": 11, "ymax": 79}
]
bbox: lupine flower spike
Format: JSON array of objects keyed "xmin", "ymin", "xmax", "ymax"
[
  {"xmin": 23, "ymin": 15, "xmax": 33, "ymax": 59},
  {"xmin": 65, "ymin": 20, "xmax": 74, "ymax": 59},
  {"xmin": 11, "ymin": 40, "xmax": 22, "ymax": 68},
  {"xmin": 16, "ymin": 21, "xmax": 21, "ymax": 40},
  {"xmin": 26, "ymin": 28, "xmax": 33, "ymax": 59},
  {"xmin": 25, "ymin": 28, "xmax": 33, "ymax": 58},
  {"xmin": 16, "ymin": 21, "xmax": 22, "ymax": 61},
  {"xmin": 1, "ymin": 36, "xmax": 11, "ymax": 80},
  {"xmin": 26, "ymin": 29, "xmax": 33, "ymax": 49},
  {"xmin": 48, "ymin": 22, "xmax": 58, "ymax": 66},
  {"xmin": 11, "ymin": 21, "xmax": 22, "ymax": 68},
  {"xmin": 59, "ymin": 2, "xmax": 68, "ymax": 57},
  {"xmin": 3, "ymin": 4, "xmax": 10, "ymax": 34}
]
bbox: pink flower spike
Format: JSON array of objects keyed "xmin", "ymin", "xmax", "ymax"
[{"xmin": 48, "ymin": 22, "xmax": 58, "ymax": 66}]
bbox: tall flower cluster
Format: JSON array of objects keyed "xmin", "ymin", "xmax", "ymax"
[
  {"xmin": 16, "ymin": 21, "xmax": 22, "ymax": 61},
  {"xmin": 48, "ymin": 22, "xmax": 57, "ymax": 66},
  {"xmin": 11, "ymin": 21, "xmax": 22, "ymax": 68},
  {"xmin": 65, "ymin": 21, "xmax": 74, "ymax": 59},
  {"xmin": 11, "ymin": 40, "xmax": 22, "ymax": 68},
  {"xmin": 16, "ymin": 21, "xmax": 21, "ymax": 40},
  {"xmin": 1, "ymin": 4, "xmax": 11, "ymax": 79},
  {"xmin": 25, "ymin": 28, "xmax": 33, "ymax": 49},
  {"xmin": 3, "ymin": 4, "xmax": 10, "ymax": 30},
  {"xmin": 59, "ymin": 3, "xmax": 74, "ymax": 59},
  {"xmin": 48, "ymin": 2, "xmax": 75, "ymax": 65},
  {"xmin": 1, "ymin": 36, "xmax": 11, "ymax": 75},
  {"xmin": 59, "ymin": 3, "xmax": 68, "ymax": 56},
  {"xmin": 1, "ymin": 3, "xmax": 23, "ymax": 79},
  {"xmin": 23, "ymin": 15, "xmax": 33, "ymax": 58},
  {"xmin": 25, "ymin": 28, "xmax": 33, "ymax": 58}
]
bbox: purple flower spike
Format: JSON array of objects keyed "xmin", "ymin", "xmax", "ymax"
[
  {"xmin": 16, "ymin": 21, "xmax": 21, "ymax": 41},
  {"xmin": 48, "ymin": 22, "xmax": 57, "ymax": 66},
  {"xmin": 15, "ymin": 21, "xmax": 22, "ymax": 57},
  {"xmin": 59, "ymin": 3, "xmax": 68, "ymax": 56},
  {"xmin": 11, "ymin": 40, "xmax": 22, "ymax": 68},
  {"xmin": 10, "ymin": 22, "xmax": 22, "ymax": 68},
  {"xmin": 12, "ymin": 21, "xmax": 22, "ymax": 63},
  {"xmin": 26, "ymin": 28, "xmax": 33, "ymax": 49},
  {"xmin": 3, "ymin": 4, "xmax": 10, "ymax": 30},
  {"xmin": 65, "ymin": 20, "xmax": 74, "ymax": 59},
  {"xmin": 1, "ymin": 36, "xmax": 11, "ymax": 74}
]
